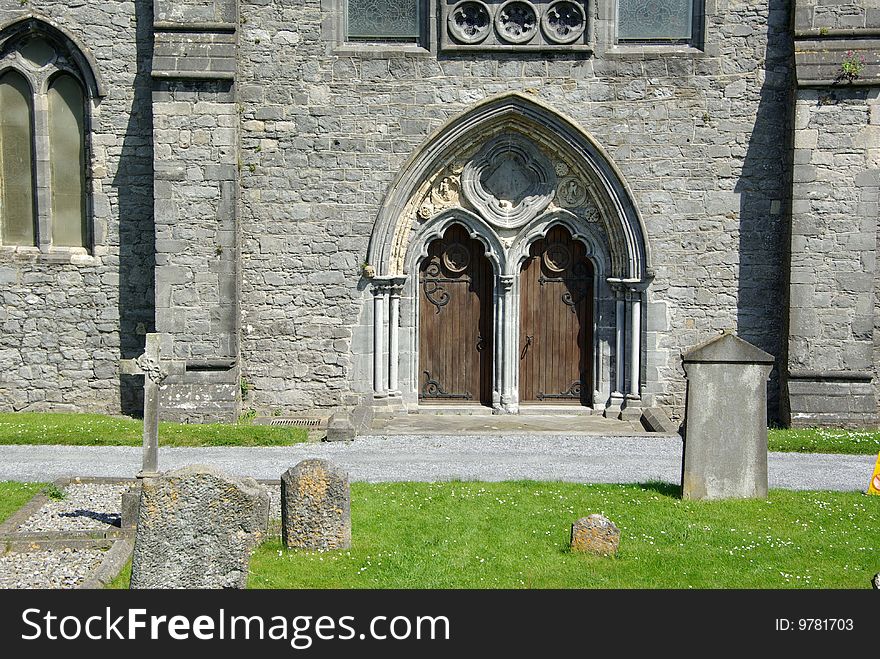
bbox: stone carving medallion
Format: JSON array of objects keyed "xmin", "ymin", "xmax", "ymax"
[
  {"xmin": 418, "ymin": 175, "xmax": 461, "ymax": 220},
  {"xmin": 541, "ymin": 1, "xmax": 586, "ymax": 44},
  {"xmin": 461, "ymin": 133, "xmax": 556, "ymax": 229},
  {"xmin": 496, "ymin": 1, "xmax": 539, "ymax": 44},
  {"xmin": 448, "ymin": 1, "xmax": 492, "ymax": 44},
  {"xmin": 558, "ymin": 176, "xmax": 587, "ymax": 208}
]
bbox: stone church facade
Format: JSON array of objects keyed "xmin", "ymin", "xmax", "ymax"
[{"xmin": 0, "ymin": 0, "xmax": 877, "ymax": 428}]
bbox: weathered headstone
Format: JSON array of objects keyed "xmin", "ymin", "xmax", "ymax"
[
  {"xmin": 570, "ymin": 514, "xmax": 620, "ymax": 556},
  {"xmin": 282, "ymin": 459, "xmax": 351, "ymax": 550},
  {"xmin": 130, "ymin": 465, "xmax": 269, "ymax": 589},
  {"xmin": 873, "ymin": 573, "xmax": 879, "ymax": 590},
  {"xmin": 681, "ymin": 331, "xmax": 774, "ymax": 500}
]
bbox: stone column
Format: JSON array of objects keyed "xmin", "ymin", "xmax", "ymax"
[
  {"xmin": 372, "ymin": 282, "xmax": 387, "ymax": 398},
  {"xmin": 627, "ymin": 287, "xmax": 641, "ymax": 399},
  {"xmin": 387, "ymin": 277, "xmax": 405, "ymax": 396},
  {"xmin": 605, "ymin": 282, "xmax": 625, "ymax": 418},
  {"xmin": 492, "ymin": 278, "xmax": 504, "ymax": 411},
  {"xmin": 499, "ymin": 275, "xmax": 517, "ymax": 413}
]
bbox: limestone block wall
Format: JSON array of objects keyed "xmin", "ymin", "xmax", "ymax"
[
  {"xmin": 236, "ymin": 0, "xmax": 794, "ymax": 420},
  {"xmin": 151, "ymin": 0, "xmax": 241, "ymax": 422},
  {"xmin": 786, "ymin": 88, "xmax": 880, "ymax": 426},
  {"xmin": 785, "ymin": 0, "xmax": 880, "ymax": 427},
  {"xmin": 0, "ymin": 1, "xmax": 154, "ymax": 415}
]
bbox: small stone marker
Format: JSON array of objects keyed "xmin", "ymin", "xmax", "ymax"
[
  {"xmin": 570, "ymin": 514, "xmax": 620, "ymax": 556},
  {"xmin": 282, "ymin": 459, "xmax": 351, "ymax": 551},
  {"xmin": 130, "ymin": 465, "xmax": 269, "ymax": 589},
  {"xmin": 873, "ymin": 573, "xmax": 879, "ymax": 590}
]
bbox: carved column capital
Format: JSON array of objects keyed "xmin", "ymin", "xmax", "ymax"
[
  {"xmin": 388, "ymin": 275, "xmax": 407, "ymax": 298},
  {"xmin": 371, "ymin": 277, "xmax": 394, "ymax": 297}
]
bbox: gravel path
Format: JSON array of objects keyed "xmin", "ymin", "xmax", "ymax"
[{"xmin": 0, "ymin": 435, "xmax": 874, "ymax": 491}]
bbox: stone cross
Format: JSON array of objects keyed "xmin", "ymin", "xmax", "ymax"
[{"xmin": 119, "ymin": 333, "xmax": 173, "ymax": 479}]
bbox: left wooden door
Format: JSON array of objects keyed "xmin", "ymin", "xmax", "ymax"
[{"xmin": 418, "ymin": 224, "xmax": 493, "ymax": 406}]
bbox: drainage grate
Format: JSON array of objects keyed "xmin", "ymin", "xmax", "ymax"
[{"xmin": 269, "ymin": 418, "xmax": 325, "ymax": 429}]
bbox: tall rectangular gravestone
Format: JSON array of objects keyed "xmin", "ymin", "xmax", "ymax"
[
  {"xmin": 130, "ymin": 465, "xmax": 269, "ymax": 589},
  {"xmin": 681, "ymin": 331, "xmax": 774, "ymax": 500}
]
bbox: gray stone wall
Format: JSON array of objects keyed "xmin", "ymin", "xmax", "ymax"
[
  {"xmin": 236, "ymin": 0, "xmax": 793, "ymax": 420},
  {"xmin": 150, "ymin": 0, "xmax": 240, "ymax": 422},
  {"xmin": 785, "ymin": 88, "xmax": 879, "ymax": 426},
  {"xmin": 0, "ymin": 1, "xmax": 154, "ymax": 415},
  {"xmin": 785, "ymin": 0, "xmax": 880, "ymax": 426}
]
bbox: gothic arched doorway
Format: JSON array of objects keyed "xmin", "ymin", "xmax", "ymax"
[
  {"xmin": 418, "ymin": 224, "xmax": 494, "ymax": 406},
  {"xmin": 519, "ymin": 226, "xmax": 594, "ymax": 406}
]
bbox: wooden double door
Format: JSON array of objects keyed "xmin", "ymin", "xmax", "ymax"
[{"xmin": 418, "ymin": 224, "xmax": 593, "ymax": 407}]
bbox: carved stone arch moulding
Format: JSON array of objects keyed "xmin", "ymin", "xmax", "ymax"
[
  {"xmin": 460, "ymin": 132, "xmax": 557, "ymax": 230},
  {"xmin": 367, "ymin": 92, "xmax": 650, "ymax": 282},
  {"xmin": 509, "ymin": 209, "xmax": 611, "ymax": 280},
  {"xmin": 403, "ymin": 208, "xmax": 507, "ymax": 279}
]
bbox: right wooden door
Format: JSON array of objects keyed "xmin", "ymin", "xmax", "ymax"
[{"xmin": 519, "ymin": 226, "xmax": 593, "ymax": 405}]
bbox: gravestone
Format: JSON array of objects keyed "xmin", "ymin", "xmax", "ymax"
[
  {"xmin": 130, "ymin": 465, "xmax": 269, "ymax": 589},
  {"xmin": 570, "ymin": 514, "xmax": 620, "ymax": 556},
  {"xmin": 281, "ymin": 459, "xmax": 351, "ymax": 551},
  {"xmin": 681, "ymin": 332, "xmax": 774, "ymax": 500}
]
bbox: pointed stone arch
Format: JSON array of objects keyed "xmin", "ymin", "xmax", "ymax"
[
  {"xmin": 364, "ymin": 92, "xmax": 653, "ymax": 417},
  {"xmin": 366, "ymin": 91, "xmax": 650, "ymax": 282},
  {"xmin": 0, "ymin": 14, "xmax": 106, "ymax": 99}
]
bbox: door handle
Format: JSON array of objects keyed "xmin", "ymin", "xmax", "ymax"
[{"xmin": 520, "ymin": 334, "xmax": 533, "ymax": 360}]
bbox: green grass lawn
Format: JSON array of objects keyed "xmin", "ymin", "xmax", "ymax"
[
  {"xmin": 0, "ymin": 481, "xmax": 44, "ymax": 524},
  {"xmin": 0, "ymin": 412, "xmax": 308, "ymax": 447},
  {"xmin": 768, "ymin": 427, "xmax": 880, "ymax": 455},
  {"xmin": 247, "ymin": 482, "xmax": 878, "ymax": 589},
  {"xmin": 0, "ymin": 412, "xmax": 877, "ymax": 454}
]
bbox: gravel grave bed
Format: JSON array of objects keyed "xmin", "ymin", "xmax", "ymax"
[
  {"xmin": 2, "ymin": 482, "xmax": 283, "ymax": 590},
  {"xmin": 17, "ymin": 483, "xmax": 127, "ymax": 532},
  {"xmin": 16, "ymin": 482, "xmax": 281, "ymax": 535},
  {"xmin": 0, "ymin": 548, "xmax": 108, "ymax": 589}
]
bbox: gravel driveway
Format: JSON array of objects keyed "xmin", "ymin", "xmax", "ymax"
[{"xmin": 0, "ymin": 435, "xmax": 873, "ymax": 491}]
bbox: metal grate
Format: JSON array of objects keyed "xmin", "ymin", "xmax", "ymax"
[{"xmin": 269, "ymin": 418, "xmax": 325, "ymax": 429}]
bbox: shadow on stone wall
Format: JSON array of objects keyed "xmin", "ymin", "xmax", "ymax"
[
  {"xmin": 735, "ymin": 0, "xmax": 794, "ymax": 424},
  {"xmin": 116, "ymin": 0, "xmax": 156, "ymax": 417}
]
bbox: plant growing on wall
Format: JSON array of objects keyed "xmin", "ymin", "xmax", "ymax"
[{"xmin": 839, "ymin": 50, "xmax": 866, "ymax": 82}]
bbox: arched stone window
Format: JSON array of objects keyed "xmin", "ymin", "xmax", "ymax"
[{"xmin": 0, "ymin": 20, "xmax": 98, "ymax": 251}]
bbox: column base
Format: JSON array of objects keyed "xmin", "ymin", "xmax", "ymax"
[{"xmin": 604, "ymin": 392, "xmax": 625, "ymax": 419}]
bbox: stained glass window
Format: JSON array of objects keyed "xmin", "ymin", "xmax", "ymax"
[
  {"xmin": 618, "ymin": 0, "xmax": 694, "ymax": 41},
  {"xmin": 48, "ymin": 74, "xmax": 87, "ymax": 247},
  {"xmin": 0, "ymin": 71, "xmax": 36, "ymax": 246},
  {"xmin": 347, "ymin": 0, "xmax": 422, "ymax": 39}
]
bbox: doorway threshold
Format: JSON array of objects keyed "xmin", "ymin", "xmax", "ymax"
[{"xmin": 413, "ymin": 405, "xmax": 494, "ymax": 416}]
